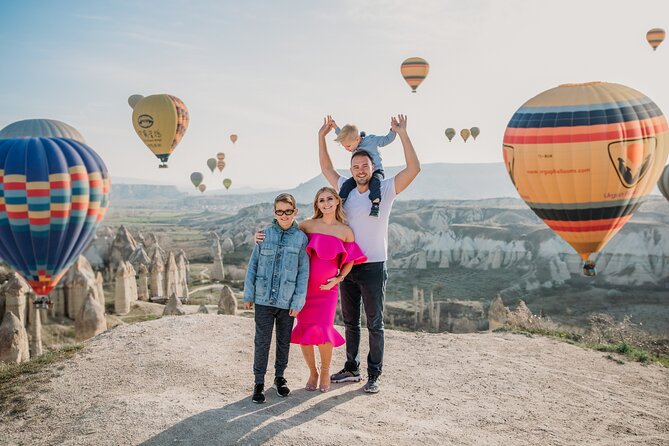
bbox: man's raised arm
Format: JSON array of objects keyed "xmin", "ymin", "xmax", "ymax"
[
  {"xmin": 318, "ymin": 116, "xmax": 341, "ymax": 189},
  {"xmin": 391, "ymin": 114, "xmax": 421, "ymax": 195}
]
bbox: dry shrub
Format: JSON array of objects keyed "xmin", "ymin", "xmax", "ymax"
[{"xmin": 586, "ymin": 313, "xmax": 655, "ymax": 351}]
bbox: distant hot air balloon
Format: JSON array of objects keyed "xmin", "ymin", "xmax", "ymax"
[
  {"xmin": 0, "ymin": 119, "xmax": 85, "ymax": 143},
  {"xmin": 198, "ymin": 184, "xmax": 206, "ymax": 193},
  {"xmin": 658, "ymin": 165, "xmax": 669, "ymax": 201},
  {"xmin": 217, "ymin": 160, "xmax": 226, "ymax": 172},
  {"xmin": 223, "ymin": 178, "xmax": 232, "ymax": 190},
  {"xmin": 646, "ymin": 28, "xmax": 665, "ymax": 51},
  {"xmin": 445, "ymin": 128, "xmax": 456, "ymax": 142},
  {"xmin": 460, "ymin": 129, "xmax": 471, "ymax": 142},
  {"xmin": 190, "ymin": 172, "xmax": 203, "ymax": 188},
  {"xmin": 207, "ymin": 158, "xmax": 216, "ymax": 173},
  {"xmin": 230, "ymin": 134, "xmax": 238, "ymax": 144},
  {"xmin": 400, "ymin": 57, "xmax": 429, "ymax": 93},
  {"xmin": 503, "ymin": 82, "xmax": 668, "ymax": 276},
  {"xmin": 0, "ymin": 137, "xmax": 110, "ymax": 306},
  {"xmin": 131, "ymin": 94, "xmax": 189, "ymax": 168},
  {"xmin": 470, "ymin": 127, "xmax": 480, "ymax": 140},
  {"xmin": 216, "ymin": 152, "xmax": 225, "ymax": 160},
  {"xmin": 128, "ymin": 94, "xmax": 144, "ymax": 109}
]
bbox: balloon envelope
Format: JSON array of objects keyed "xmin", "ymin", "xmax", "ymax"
[
  {"xmin": 503, "ymin": 81, "xmax": 668, "ymax": 266},
  {"xmin": 216, "ymin": 152, "xmax": 225, "ymax": 160},
  {"xmin": 223, "ymin": 178, "xmax": 232, "ymax": 189},
  {"xmin": 0, "ymin": 119, "xmax": 85, "ymax": 143},
  {"xmin": 230, "ymin": 134, "xmax": 238, "ymax": 144},
  {"xmin": 198, "ymin": 184, "xmax": 206, "ymax": 193},
  {"xmin": 131, "ymin": 94, "xmax": 189, "ymax": 168},
  {"xmin": 658, "ymin": 165, "xmax": 669, "ymax": 201},
  {"xmin": 190, "ymin": 172, "xmax": 203, "ymax": 188},
  {"xmin": 460, "ymin": 129, "xmax": 471, "ymax": 142},
  {"xmin": 646, "ymin": 28, "xmax": 665, "ymax": 51},
  {"xmin": 470, "ymin": 127, "xmax": 480, "ymax": 140},
  {"xmin": 207, "ymin": 158, "xmax": 216, "ymax": 173},
  {"xmin": 128, "ymin": 94, "xmax": 144, "ymax": 109},
  {"xmin": 0, "ymin": 137, "xmax": 110, "ymax": 296},
  {"xmin": 217, "ymin": 160, "xmax": 226, "ymax": 172},
  {"xmin": 445, "ymin": 128, "xmax": 456, "ymax": 142},
  {"xmin": 400, "ymin": 57, "xmax": 429, "ymax": 93}
]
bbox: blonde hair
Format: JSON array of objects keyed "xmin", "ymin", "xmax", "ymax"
[
  {"xmin": 311, "ymin": 187, "xmax": 346, "ymax": 223},
  {"xmin": 335, "ymin": 124, "xmax": 359, "ymax": 143},
  {"xmin": 274, "ymin": 193, "xmax": 296, "ymax": 209}
]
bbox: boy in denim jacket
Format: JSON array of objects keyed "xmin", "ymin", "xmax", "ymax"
[{"xmin": 243, "ymin": 193, "xmax": 309, "ymax": 404}]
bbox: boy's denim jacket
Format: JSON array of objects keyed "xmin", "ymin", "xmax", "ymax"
[{"xmin": 243, "ymin": 220, "xmax": 309, "ymax": 311}]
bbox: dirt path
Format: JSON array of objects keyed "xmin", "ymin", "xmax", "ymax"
[{"xmin": 1, "ymin": 315, "xmax": 667, "ymax": 445}]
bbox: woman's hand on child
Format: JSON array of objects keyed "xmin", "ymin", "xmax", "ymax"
[
  {"xmin": 289, "ymin": 309, "xmax": 299, "ymax": 317},
  {"xmin": 319, "ymin": 116, "xmax": 335, "ymax": 136},
  {"xmin": 244, "ymin": 302, "xmax": 253, "ymax": 310},
  {"xmin": 254, "ymin": 230, "xmax": 265, "ymax": 244}
]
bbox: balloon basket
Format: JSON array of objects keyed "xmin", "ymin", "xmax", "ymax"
[
  {"xmin": 582, "ymin": 260, "xmax": 597, "ymax": 277},
  {"xmin": 32, "ymin": 296, "xmax": 53, "ymax": 310},
  {"xmin": 159, "ymin": 163, "xmax": 168, "ymax": 169}
]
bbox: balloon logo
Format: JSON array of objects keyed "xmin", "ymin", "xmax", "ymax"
[
  {"xmin": 131, "ymin": 94, "xmax": 189, "ymax": 168},
  {"xmin": 445, "ymin": 128, "xmax": 456, "ymax": 142},
  {"xmin": 646, "ymin": 28, "xmax": 665, "ymax": 51},
  {"xmin": 230, "ymin": 134, "xmax": 238, "ymax": 144},
  {"xmin": 658, "ymin": 165, "xmax": 669, "ymax": 201},
  {"xmin": 207, "ymin": 158, "xmax": 216, "ymax": 173},
  {"xmin": 198, "ymin": 184, "xmax": 207, "ymax": 193},
  {"xmin": 460, "ymin": 129, "xmax": 471, "ymax": 142},
  {"xmin": 223, "ymin": 178, "xmax": 232, "ymax": 190},
  {"xmin": 400, "ymin": 57, "xmax": 429, "ymax": 93},
  {"xmin": 503, "ymin": 82, "xmax": 668, "ymax": 274},
  {"xmin": 190, "ymin": 172, "xmax": 203, "ymax": 188},
  {"xmin": 0, "ymin": 137, "xmax": 110, "ymax": 304},
  {"xmin": 470, "ymin": 127, "xmax": 480, "ymax": 140},
  {"xmin": 0, "ymin": 119, "xmax": 85, "ymax": 143}
]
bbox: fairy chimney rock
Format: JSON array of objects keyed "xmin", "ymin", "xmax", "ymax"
[
  {"xmin": 27, "ymin": 302, "xmax": 43, "ymax": 357},
  {"xmin": 163, "ymin": 293, "xmax": 186, "ymax": 316},
  {"xmin": 221, "ymin": 237, "xmax": 235, "ymax": 253},
  {"xmin": 110, "ymin": 225, "xmax": 138, "ymax": 270},
  {"xmin": 2, "ymin": 273, "xmax": 30, "ymax": 325},
  {"xmin": 75, "ymin": 291, "xmax": 107, "ymax": 341},
  {"xmin": 137, "ymin": 264, "xmax": 149, "ymax": 301},
  {"xmin": 0, "ymin": 312, "xmax": 30, "ymax": 364},
  {"xmin": 114, "ymin": 263, "xmax": 131, "ymax": 315},
  {"xmin": 164, "ymin": 252, "xmax": 182, "ymax": 298},
  {"xmin": 128, "ymin": 244, "xmax": 151, "ymax": 273},
  {"xmin": 197, "ymin": 304, "xmax": 209, "ymax": 314},
  {"xmin": 150, "ymin": 253, "xmax": 165, "ymax": 299},
  {"xmin": 218, "ymin": 285, "xmax": 237, "ymax": 315},
  {"xmin": 488, "ymin": 294, "xmax": 508, "ymax": 331}
]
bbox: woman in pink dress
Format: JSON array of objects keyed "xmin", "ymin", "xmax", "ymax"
[{"xmin": 291, "ymin": 187, "xmax": 367, "ymax": 392}]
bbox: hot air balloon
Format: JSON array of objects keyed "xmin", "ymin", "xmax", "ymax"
[
  {"xmin": 216, "ymin": 152, "xmax": 225, "ymax": 160},
  {"xmin": 658, "ymin": 165, "xmax": 669, "ymax": 201},
  {"xmin": 646, "ymin": 28, "xmax": 665, "ymax": 51},
  {"xmin": 128, "ymin": 94, "xmax": 144, "ymax": 109},
  {"xmin": 190, "ymin": 172, "xmax": 203, "ymax": 188},
  {"xmin": 445, "ymin": 128, "xmax": 456, "ymax": 142},
  {"xmin": 198, "ymin": 184, "xmax": 206, "ymax": 193},
  {"xmin": 217, "ymin": 160, "xmax": 226, "ymax": 172},
  {"xmin": 230, "ymin": 134, "xmax": 238, "ymax": 144},
  {"xmin": 131, "ymin": 94, "xmax": 189, "ymax": 168},
  {"xmin": 0, "ymin": 137, "xmax": 110, "ymax": 307},
  {"xmin": 400, "ymin": 57, "xmax": 429, "ymax": 93},
  {"xmin": 223, "ymin": 178, "xmax": 232, "ymax": 190},
  {"xmin": 470, "ymin": 127, "xmax": 480, "ymax": 140},
  {"xmin": 460, "ymin": 129, "xmax": 471, "ymax": 142},
  {"xmin": 0, "ymin": 119, "xmax": 85, "ymax": 143},
  {"xmin": 207, "ymin": 158, "xmax": 216, "ymax": 173},
  {"xmin": 503, "ymin": 82, "xmax": 668, "ymax": 276}
]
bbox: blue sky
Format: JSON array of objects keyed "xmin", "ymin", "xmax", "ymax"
[{"xmin": 1, "ymin": 0, "xmax": 668, "ymax": 190}]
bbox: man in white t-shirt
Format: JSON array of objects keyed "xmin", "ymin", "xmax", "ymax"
[{"xmin": 318, "ymin": 114, "xmax": 420, "ymax": 393}]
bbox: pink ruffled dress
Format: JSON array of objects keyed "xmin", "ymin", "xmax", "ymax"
[{"xmin": 290, "ymin": 233, "xmax": 367, "ymax": 346}]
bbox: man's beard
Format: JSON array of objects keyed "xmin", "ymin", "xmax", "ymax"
[{"xmin": 354, "ymin": 176, "xmax": 370, "ymax": 185}]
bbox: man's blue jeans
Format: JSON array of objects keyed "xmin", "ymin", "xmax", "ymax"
[{"xmin": 339, "ymin": 261, "xmax": 387, "ymax": 376}]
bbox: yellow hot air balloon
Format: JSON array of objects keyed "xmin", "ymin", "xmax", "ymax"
[
  {"xmin": 460, "ymin": 129, "xmax": 471, "ymax": 142},
  {"xmin": 223, "ymin": 178, "xmax": 232, "ymax": 190},
  {"xmin": 216, "ymin": 152, "xmax": 225, "ymax": 160},
  {"xmin": 400, "ymin": 57, "xmax": 429, "ymax": 93},
  {"xmin": 217, "ymin": 160, "xmax": 226, "ymax": 172},
  {"xmin": 646, "ymin": 28, "xmax": 665, "ymax": 51},
  {"xmin": 198, "ymin": 183, "xmax": 207, "ymax": 193},
  {"xmin": 230, "ymin": 134, "xmax": 238, "ymax": 144},
  {"xmin": 503, "ymin": 82, "xmax": 668, "ymax": 275},
  {"xmin": 132, "ymin": 94, "xmax": 189, "ymax": 168}
]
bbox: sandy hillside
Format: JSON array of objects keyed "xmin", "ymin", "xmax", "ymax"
[{"xmin": 1, "ymin": 314, "xmax": 667, "ymax": 446}]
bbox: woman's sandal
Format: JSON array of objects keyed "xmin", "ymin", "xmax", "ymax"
[
  {"xmin": 305, "ymin": 367, "xmax": 319, "ymax": 391},
  {"xmin": 319, "ymin": 367, "xmax": 331, "ymax": 393}
]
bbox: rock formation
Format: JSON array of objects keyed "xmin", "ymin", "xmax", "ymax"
[
  {"xmin": 0, "ymin": 312, "xmax": 30, "ymax": 364},
  {"xmin": 128, "ymin": 244, "xmax": 151, "ymax": 274},
  {"xmin": 149, "ymin": 251, "xmax": 165, "ymax": 299},
  {"xmin": 114, "ymin": 262, "xmax": 134, "ymax": 315},
  {"xmin": 75, "ymin": 292, "xmax": 107, "ymax": 341},
  {"xmin": 197, "ymin": 304, "xmax": 209, "ymax": 314},
  {"xmin": 218, "ymin": 285, "xmax": 237, "ymax": 315},
  {"xmin": 49, "ymin": 255, "xmax": 104, "ymax": 321},
  {"xmin": 110, "ymin": 225, "xmax": 138, "ymax": 273},
  {"xmin": 137, "ymin": 264, "xmax": 149, "ymax": 301},
  {"xmin": 221, "ymin": 237, "xmax": 235, "ymax": 253},
  {"xmin": 1, "ymin": 273, "xmax": 30, "ymax": 325},
  {"xmin": 164, "ymin": 252, "xmax": 182, "ymax": 298},
  {"xmin": 488, "ymin": 294, "xmax": 508, "ymax": 331},
  {"xmin": 27, "ymin": 302, "xmax": 43, "ymax": 357},
  {"xmin": 210, "ymin": 233, "xmax": 225, "ymax": 282},
  {"xmin": 163, "ymin": 293, "xmax": 186, "ymax": 316}
]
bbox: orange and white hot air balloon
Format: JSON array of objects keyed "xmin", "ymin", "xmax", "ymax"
[
  {"xmin": 502, "ymin": 82, "xmax": 668, "ymax": 275},
  {"xmin": 400, "ymin": 57, "xmax": 429, "ymax": 93},
  {"xmin": 646, "ymin": 28, "xmax": 665, "ymax": 51}
]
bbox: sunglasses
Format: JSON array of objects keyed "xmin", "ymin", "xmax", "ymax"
[{"xmin": 274, "ymin": 209, "xmax": 295, "ymax": 216}]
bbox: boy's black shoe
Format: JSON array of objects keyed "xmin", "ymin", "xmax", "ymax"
[
  {"xmin": 252, "ymin": 384, "xmax": 266, "ymax": 404},
  {"xmin": 274, "ymin": 376, "xmax": 291, "ymax": 397},
  {"xmin": 369, "ymin": 202, "xmax": 380, "ymax": 217}
]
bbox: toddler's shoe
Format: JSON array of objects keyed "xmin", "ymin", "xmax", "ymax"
[{"xmin": 369, "ymin": 203, "xmax": 380, "ymax": 217}]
